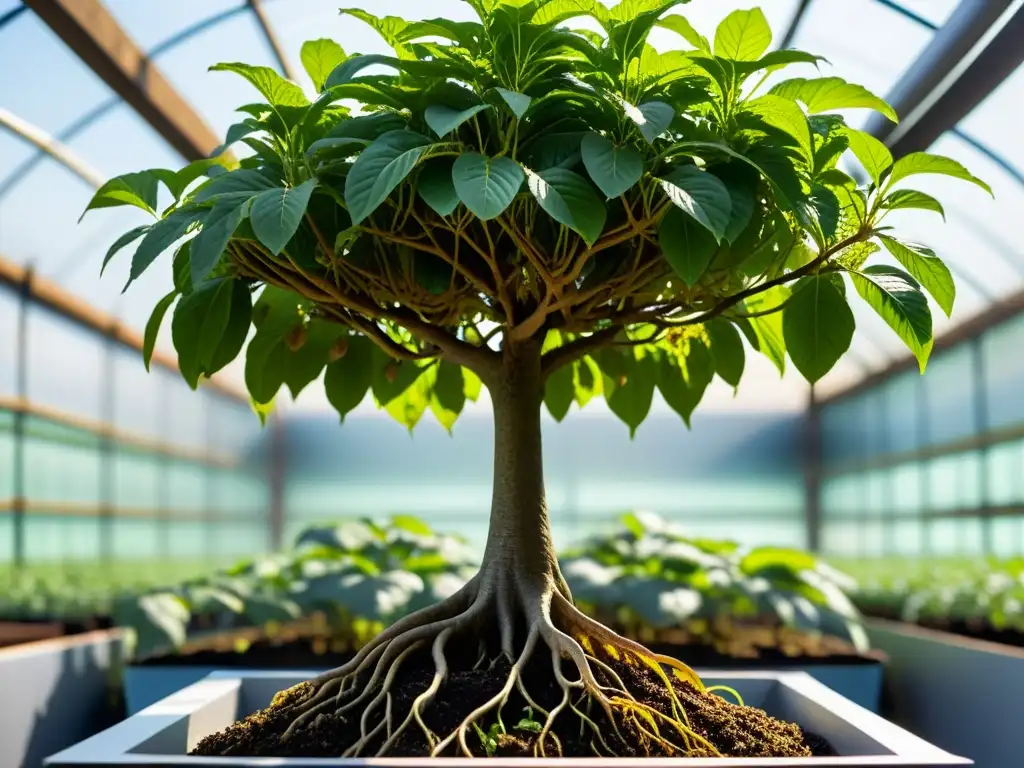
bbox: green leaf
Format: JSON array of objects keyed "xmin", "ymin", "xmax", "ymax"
[
  {"xmin": 301, "ymin": 39, "xmax": 347, "ymax": 91},
  {"xmin": 783, "ymin": 275, "xmax": 855, "ymax": 383},
  {"xmin": 80, "ymin": 172, "xmax": 159, "ymax": 221},
  {"xmin": 658, "ymin": 342, "xmax": 713, "ymax": 428},
  {"xmin": 386, "ymin": 369, "xmax": 431, "ymax": 430},
  {"xmin": 210, "ymin": 121, "xmax": 263, "ymax": 157},
  {"xmin": 345, "ymin": 130, "xmax": 432, "ymax": 224},
  {"xmin": 324, "ymin": 335, "xmax": 374, "ymax": 420},
  {"xmin": 165, "ymin": 157, "xmax": 235, "ymax": 200},
  {"xmin": 706, "ymin": 319, "xmax": 744, "ymax": 388},
  {"xmin": 191, "ymin": 198, "xmax": 248, "ymax": 286},
  {"xmin": 844, "ymin": 129, "xmax": 892, "ymax": 187},
  {"xmin": 621, "ymin": 99, "xmax": 674, "ymax": 144},
  {"xmin": 744, "ymin": 95, "xmax": 813, "ymax": 166},
  {"xmin": 744, "ymin": 286, "xmax": 789, "ymax": 374},
  {"xmin": 431, "ymin": 361, "xmax": 466, "ymax": 432},
  {"xmin": 659, "ymin": 207, "xmax": 718, "ymax": 286},
  {"xmin": 417, "ymin": 158, "xmax": 460, "ymax": 216},
  {"xmin": 878, "ymin": 235, "xmax": 955, "ymax": 317},
  {"xmin": 604, "ymin": 349, "xmax": 657, "ymax": 437},
  {"xmin": 143, "ymin": 291, "xmax": 177, "ymax": 372},
  {"xmin": 714, "ymin": 8, "xmax": 771, "ymax": 61},
  {"xmin": 464, "ymin": 368, "xmax": 482, "ymax": 402},
  {"xmin": 101, "ymin": 225, "xmax": 149, "ymax": 274},
  {"xmin": 580, "ymin": 133, "xmax": 643, "ymax": 199},
  {"xmin": 770, "ymin": 77, "xmax": 897, "ymax": 123},
  {"xmin": 250, "ymin": 179, "xmax": 317, "ymax": 255},
  {"xmin": 802, "ymin": 183, "xmax": 840, "ymax": 239},
  {"xmin": 574, "ymin": 357, "xmax": 601, "ymax": 407},
  {"xmin": 210, "ymin": 62, "xmax": 309, "ymax": 107},
  {"xmin": 194, "ymin": 168, "xmax": 278, "ymax": 202},
  {"xmin": 713, "ymin": 164, "xmax": 757, "ymax": 244},
  {"xmin": 284, "ymin": 319, "xmax": 346, "ymax": 399},
  {"xmin": 494, "ymin": 87, "xmax": 532, "ymax": 118},
  {"xmin": 305, "ymin": 137, "xmax": 369, "ymax": 158},
  {"xmin": 172, "ymin": 278, "xmax": 235, "ymax": 388},
  {"xmin": 885, "ymin": 152, "xmax": 992, "ymax": 195},
  {"xmin": 424, "ymin": 103, "xmax": 490, "ymax": 138},
  {"xmin": 880, "ymin": 189, "xmax": 945, "ymax": 219},
  {"xmin": 525, "ymin": 167, "xmax": 606, "ymax": 246},
  {"xmin": 851, "ymin": 266, "xmax": 933, "ymax": 370},
  {"xmin": 452, "ymin": 153, "xmax": 524, "ymax": 221},
  {"xmin": 113, "ymin": 593, "xmax": 189, "ymax": 658},
  {"xmin": 545, "ymin": 360, "xmax": 575, "ymax": 422},
  {"xmin": 206, "ymin": 280, "xmax": 253, "ymax": 376},
  {"xmin": 173, "ymin": 242, "xmax": 193, "ymax": 295},
  {"xmin": 656, "ymin": 15, "xmax": 709, "ymax": 51},
  {"xmin": 127, "ymin": 209, "xmax": 196, "ymax": 290},
  {"xmin": 658, "ymin": 165, "xmax": 733, "ymax": 241}
]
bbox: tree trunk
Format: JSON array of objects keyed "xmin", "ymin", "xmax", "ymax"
[{"xmin": 481, "ymin": 339, "xmax": 568, "ymax": 596}]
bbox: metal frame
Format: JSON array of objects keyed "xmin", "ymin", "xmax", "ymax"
[{"xmin": 23, "ymin": 0, "xmax": 222, "ymax": 160}]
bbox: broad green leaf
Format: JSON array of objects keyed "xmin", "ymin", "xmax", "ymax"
[
  {"xmin": 603, "ymin": 349, "xmax": 657, "ymax": 437},
  {"xmin": 658, "ymin": 342, "xmax": 713, "ymax": 427},
  {"xmin": 345, "ymin": 131, "xmax": 432, "ymax": 224},
  {"xmin": 327, "ymin": 112, "xmax": 407, "ymax": 141},
  {"xmin": 210, "ymin": 121, "xmax": 263, "ymax": 158},
  {"xmin": 881, "ymin": 189, "xmax": 945, "ymax": 219},
  {"xmin": 113, "ymin": 593, "xmax": 189, "ymax": 658},
  {"xmin": 885, "ymin": 152, "xmax": 992, "ymax": 195},
  {"xmin": 250, "ymin": 179, "xmax": 318, "ymax": 255},
  {"xmin": 305, "ymin": 137, "xmax": 369, "ymax": 158},
  {"xmin": 452, "ymin": 153, "xmax": 524, "ymax": 220},
  {"xmin": 545, "ymin": 360, "xmax": 575, "ymax": 421},
  {"xmin": 172, "ymin": 278, "xmax": 235, "ymax": 388},
  {"xmin": 143, "ymin": 291, "xmax": 177, "ymax": 372},
  {"xmin": 464, "ymin": 368, "xmax": 482, "ymax": 402},
  {"xmin": 783, "ymin": 275, "xmax": 855, "ymax": 383},
  {"xmin": 210, "ymin": 62, "xmax": 309, "ymax": 107},
  {"xmin": 615, "ymin": 96, "xmax": 673, "ymax": 144},
  {"xmin": 417, "ymin": 158, "xmax": 460, "ymax": 216},
  {"xmin": 301, "ymin": 39, "xmax": 346, "ymax": 91},
  {"xmin": 801, "ymin": 183, "xmax": 840, "ymax": 239},
  {"xmin": 714, "ymin": 8, "xmax": 771, "ymax": 61},
  {"xmin": 658, "ymin": 165, "xmax": 733, "ymax": 241},
  {"xmin": 706, "ymin": 319, "xmax": 744, "ymax": 387},
  {"xmin": 424, "ymin": 103, "xmax": 490, "ymax": 138},
  {"xmin": 194, "ymin": 168, "xmax": 277, "ymax": 202},
  {"xmin": 878, "ymin": 235, "xmax": 955, "ymax": 317},
  {"xmin": 81, "ymin": 172, "xmax": 158, "ymax": 221},
  {"xmin": 373, "ymin": 355, "xmax": 427, "ymax": 406},
  {"xmin": 851, "ymin": 266, "xmax": 933, "ymax": 370},
  {"xmin": 844, "ymin": 129, "xmax": 892, "ymax": 186},
  {"xmin": 580, "ymin": 133, "xmax": 643, "ymax": 199},
  {"xmin": 431, "ymin": 361, "xmax": 466, "ymax": 432},
  {"xmin": 324, "ymin": 335, "xmax": 374, "ymax": 420},
  {"xmin": 101, "ymin": 224, "xmax": 149, "ymax": 274},
  {"xmin": 206, "ymin": 280, "xmax": 253, "ymax": 376},
  {"xmin": 339, "ymin": 8, "xmax": 410, "ymax": 50},
  {"xmin": 656, "ymin": 15, "xmax": 709, "ymax": 51},
  {"xmin": 659, "ymin": 207, "xmax": 718, "ymax": 286},
  {"xmin": 744, "ymin": 95, "xmax": 813, "ymax": 166},
  {"xmin": 494, "ymin": 87, "xmax": 532, "ymax": 118},
  {"xmin": 385, "ymin": 368, "xmax": 431, "ymax": 429},
  {"xmin": 744, "ymin": 285, "xmax": 789, "ymax": 374},
  {"xmin": 191, "ymin": 198, "xmax": 249, "ymax": 285},
  {"xmin": 127, "ymin": 209, "xmax": 196, "ymax": 290},
  {"xmin": 574, "ymin": 356, "xmax": 602, "ymax": 407},
  {"xmin": 770, "ymin": 77, "xmax": 897, "ymax": 123},
  {"xmin": 165, "ymin": 157, "xmax": 236, "ymax": 200},
  {"xmin": 525, "ymin": 167, "xmax": 607, "ymax": 246},
  {"xmin": 414, "ymin": 255, "xmax": 454, "ymax": 295},
  {"xmin": 713, "ymin": 164, "xmax": 757, "ymax": 244},
  {"xmin": 284, "ymin": 319, "xmax": 346, "ymax": 399}
]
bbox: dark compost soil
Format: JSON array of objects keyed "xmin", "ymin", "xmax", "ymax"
[{"xmin": 192, "ymin": 638, "xmax": 837, "ymax": 759}]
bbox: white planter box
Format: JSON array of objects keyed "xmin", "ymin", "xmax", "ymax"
[
  {"xmin": 46, "ymin": 669, "xmax": 967, "ymax": 767},
  {"xmin": 868, "ymin": 618, "xmax": 1024, "ymax": 768}
]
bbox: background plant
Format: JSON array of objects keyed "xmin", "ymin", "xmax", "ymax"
[{"xmin": 89, "ymin": 0, "xmax": 984, "ymax": 757}]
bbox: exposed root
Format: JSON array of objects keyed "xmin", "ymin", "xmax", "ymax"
[{"xmin": 259, "ymin": 569, "xmax": 727, "ymax": 758}]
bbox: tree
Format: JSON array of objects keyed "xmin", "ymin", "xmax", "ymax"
[{"xmin": 89, "ymin": 1, "xmax": 986, "ymax": 756}]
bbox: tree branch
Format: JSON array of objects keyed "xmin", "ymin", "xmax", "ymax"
[{"xmin": 540, "ymin": 325, "xmax": 622, "ymax": 380}]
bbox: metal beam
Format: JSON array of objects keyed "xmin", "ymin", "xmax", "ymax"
[
  {"xmin": 779, "ymin": 0, "xmax": 814, "ymax": 49},
  {"xmin": 23, "ymin": 0, "xmax": 221, "ymax": 160},
  {"xmin": 0, "ymin": 256, "xmax": 248, "ymax": 403},
  {"xmin": 0, "ymin": 107, "xmax": 105, "ymax": 190},
  {"xmin": 248, "ymin": 0, "xmax": 298, "ymax": 82},
  {"xmin": 864, "ymin": 0, "xmax": 1021, "ymax": 149}
]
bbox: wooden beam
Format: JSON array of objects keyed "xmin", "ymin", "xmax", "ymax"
[
  {"xmin": 0, "ymin": 256, "xmax": 247, "ymax": 403},
  {"xmin": 248, "ymin": 0, "xmax": 299, "ymax": 82},
  {"xmin": 23, "ymin": 0, "xmax": 221, "ymax": 160}
]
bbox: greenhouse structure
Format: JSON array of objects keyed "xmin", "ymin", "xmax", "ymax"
[{"xmin": 1, "ymin": 0, "xmax": 1023, "ymax": 767}]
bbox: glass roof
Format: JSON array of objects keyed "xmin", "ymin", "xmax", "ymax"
[{"xmin": 0, "ymin": 0, "xmax": 1018, "ymax": 412}]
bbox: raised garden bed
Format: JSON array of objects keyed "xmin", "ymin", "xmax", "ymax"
[{"xmin": 46, "ymin": 669, "xmax": 968, "ymax": 767}]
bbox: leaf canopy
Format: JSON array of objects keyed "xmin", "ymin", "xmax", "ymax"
[{"xmin": 90, "ymin": 1, "xmax": 982, "ymax": 433}]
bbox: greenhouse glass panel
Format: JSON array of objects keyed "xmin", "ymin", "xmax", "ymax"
[
  {"xmin": 25, "ymin": 307, "xmax": 104, "ymax": 420},
  {"xmin": 883, "ymin": 371, "xmax": 920, "ymax": 455},
  {"xmin": 891, "ymin": 520, "xmax": 924, "ymax": 556},
  {"xmin": 986, "ymin": 442, "xmax": 1023, "ymax": 506},
  {"xmin": 112, "ymin": 347, "xmax": 162, "ymax": 440},
  {"xmin": 113, "ymin": 451, "xmax": 161, "ymax": 510},
  {"xmin": 112, "ymin": 518, "xmax": 160, "ymax": 560},
  {"xmin": 922, "ymin": 345, "xmax": 977, "ymax": 447},
  {"xmin": 166, "ymin": 462, "xmax": 208, "ymax": 514},
  {"xmin": 0, "ymin": 288, "xmax": 17, "ymax": 396},
  {"xmin": 891, "ymin": 464, "xmax": 921, "ymax": 515},
  {"xmin": 23, "ymin": 434, "xmax": 101, "ymax": 505},
  {"xmin": 983, "ymin": 314, "xmax": 1024, "ymax": 430},
  {"xmin": 23, "ymin": 515, "xmax": 101, "ymax": 562},
  {"xmin": 991, "ymin": 516, "xmax": 1024, "ymax": 558}
]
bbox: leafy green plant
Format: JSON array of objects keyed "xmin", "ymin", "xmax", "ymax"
[
  {"xmin": 88, "ymin": 0, "xmax": 983, "ymax": 757},
  {"xmin": 113, "ymin": 516, "xmax": 475, "ymax": 658},
  {"xmin": 562, "ymin": 511, "xmax": 867, "ymax": 653}
]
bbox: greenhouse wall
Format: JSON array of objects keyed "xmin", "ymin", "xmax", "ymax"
[
  {"xmin": 0, "ymin": 280, "xmax": 270, "ymax": 567},
  {"xmin": 281, "ymin": 408, "xmax": 807, "ymax": 554},
  {"xmin": 817, "ymin": 312, "xmax": 1024, "ymax": 559}
]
